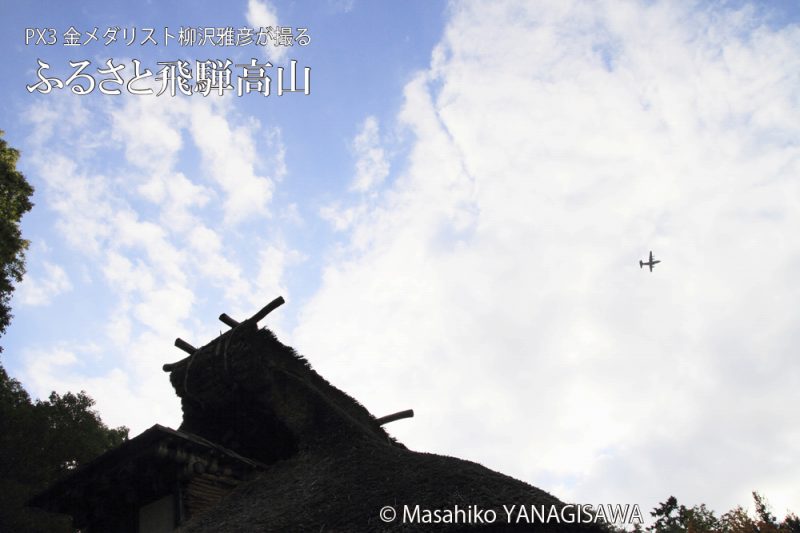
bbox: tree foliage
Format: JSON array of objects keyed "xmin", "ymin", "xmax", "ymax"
[
  {"xmin": 611, "ymin": 493, "xmax": 800, "ymax": 533},
  {"xmin": 0, "ymin": 132, "xmax": 126, "ymax": 531},
  {"xmin": 0, "ymin": 361, "xmax": 128, "ymax": 532},
  {"xmin": 0, "ymin": 130, "xmax": 34, "ymax": 339},
  {"xmin": 647, "ymin": 496, "xmax": 721, "ymax": 533}
]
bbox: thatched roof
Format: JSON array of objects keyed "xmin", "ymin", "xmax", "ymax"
[
  {"xmin": 165, "ymin": 298, "xmax": 607, "ymax": 532},
  {"xmin": 29, "ymin": 424, "xmax": 263, "ymax": 527},
  {"xmin": 180, "ymin": 438, "xmax": 604, "ymax": 532}
]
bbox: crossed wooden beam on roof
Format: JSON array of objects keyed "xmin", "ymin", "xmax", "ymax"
[
  {"xmin": 171, "ymin": 296, "xmax": 287, "ymax": 356},
  {"xmin": 166, "ymin": 296, "xmax": 414, "ymax": 427}
]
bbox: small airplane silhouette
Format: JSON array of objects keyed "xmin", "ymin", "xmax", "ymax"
[{"xmin": 640, "ymin": 251, "xmax": 660, "ymax": 272}]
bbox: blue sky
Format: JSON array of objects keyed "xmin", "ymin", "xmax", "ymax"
[{"xmin": 2, "ymin": 0, "xmax": 800, "ymax": 522}]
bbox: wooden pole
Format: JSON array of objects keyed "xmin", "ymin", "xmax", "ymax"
[
  {"xmin": 174, "ymin": 338, "xmax": 197, "ymax": 355},
  {"xmin": 164, "ymin": 296, "xmax": 285, "ymax": 372},
  {"xmin": 218, "ymin": 313, "xmax": 240, "ymax": 328},
  {"xmin": 248, "ymin": 296, "xmax": 285, "ymax": 325},
  {"xmin": 376, "ymin": 409, "xmax": 414, "ymax": 426}
]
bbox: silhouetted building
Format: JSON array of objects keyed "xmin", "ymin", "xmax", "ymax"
[
  {"xmin": 29, "ymin": 425, "xmax": 263, "ymax": 532},
  {"xmin": 30, "ymin": 297, "xmax": 605, "ymax": 532}
]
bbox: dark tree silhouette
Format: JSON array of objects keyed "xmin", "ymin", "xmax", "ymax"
[
  {"xmin": 607, "ymin": 493, "xmax": 800, "ymax": 533},
  {"xmin": 0, "ymin": 130, "xmax": 34, "ymax": 341},
  {"xmin": 0, "ymin": 362, "xmax": 128, "ymax": 532}
]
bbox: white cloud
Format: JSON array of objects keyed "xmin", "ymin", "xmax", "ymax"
[
  {"xmin": 33, "ymin": 154, "xmax": 117, "ymax": 254},
  {"xmin": 351, "ymin": 116, "xmax": 390, "ymax": 192},
  {"xmin": 318, "ymin": 119, "xmax": 393, "ymax": 237},
  {"xmin": 224, "ymin": 241, "xmax": 305, "ymax": 337},
  {"xmin": 246, "ymin": 0, "xmax": 288, "ymax": 62},
  {"xmin": 21, "ymin": 342, "xmax": 171, "ymax": 432},
  {"xmin": 188, "ymin": 102, "xmax": 276, "ymax": 224},
  {"xmin": 17, "ymin": 91, "xmax": 296, "ymax": 434},
  {"xmin": 319, "ymin": 202, "xmax": 366, "ymax": 231},
  {"xmin": 280, "ymin": 202, "xmax": 304, "ymax": 225},
  {"xmin": 24, "ymin": 347, "xmax": 78, "ymax": 384},
  {"xmin": 16, "ymin": 261, "xmax": 72, "ymax": 306},
  {"xmin": 110, "ymin": 96, "xmax": 187, "ymax": 174},
  {"xmin": 254, "ymin": 244, "xmax": 303, "ymax": 300},
  {"xmin": 295, "ymin": 0, "xmax": 800, "ymax": 516},
  {"xmin": 158, "ymin": 171, "xmax": 212, "ymax": 233},
  {"xmin": 23, "ymin": 94, "xmax": 91, "ymax": 147}
]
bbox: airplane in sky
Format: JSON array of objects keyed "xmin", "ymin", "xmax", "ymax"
[{"xmin": 640, "ymin": 251, "xmax": 660, "ymax": 272}]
